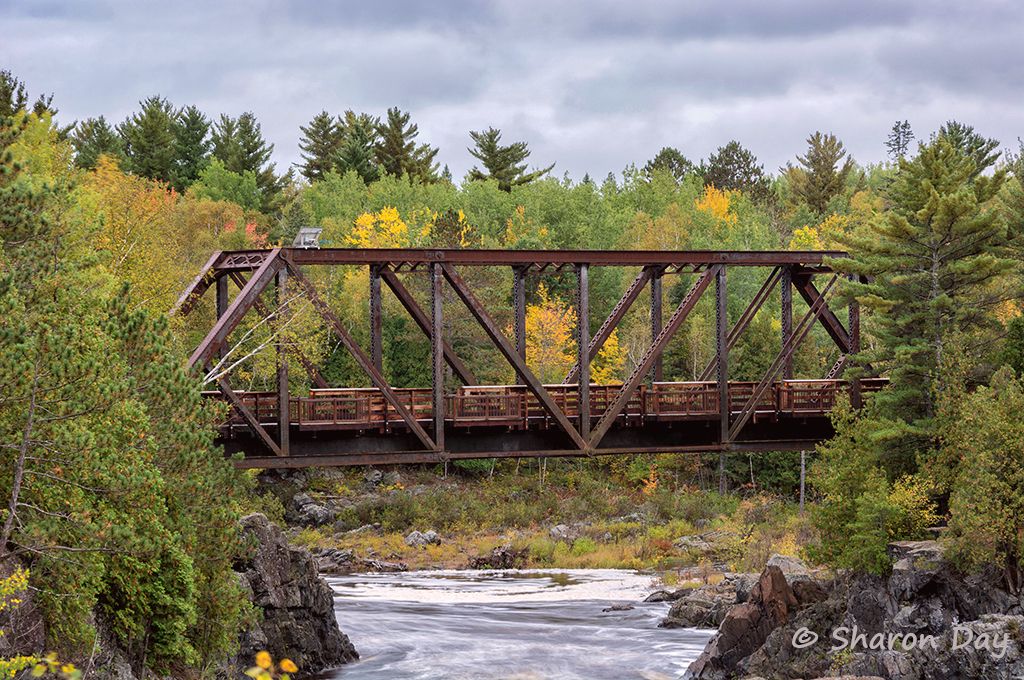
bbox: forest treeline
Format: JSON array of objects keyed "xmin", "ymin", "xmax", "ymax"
[{"xmin": 3, "ymin": 68, "xmax": 1024, "ymax": 674}]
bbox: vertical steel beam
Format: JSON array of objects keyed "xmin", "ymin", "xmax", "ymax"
[
  {"xmin": 715, "ymin": 265, "xmax": 728, "ymax": 495},
  {"xmin": 513, "ymin": 265, "xmax": 527, "ymax": 385},
  {"xmin": 430, "ymin": 262, "xmax": 445, "ymax": 451},
  {"xmin": 781, "ymin": 265, "xmax": 793, "ymax": 380},
  {"xmin": 370, "ymin": 265, "xmax": 383, "ymax": 375},
  {"xmin": 216, "ymin": 274, "xmax": 229, "ymax": 362},
  {"xmin": 698, "ymin": 267, "xmax": 781, "ymax": 381},
  {"xmin": 650, "ymin": 271, "xmax": 664, "ymax": 382},
  {"xmin": 275, "ymin": 267, "xmax": 290, "ymax": 456},
  {"xmin": 849, "ymin": 273, "xmax": 862, "ymax": 409},
  {"xmin": 576, "ymin": 264, "xmax": 590, "ymax": 440}
]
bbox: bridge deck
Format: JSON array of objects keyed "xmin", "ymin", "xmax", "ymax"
[{"xmin": 209, "ymin": 378, "xmax": 884, "ymax": 467}]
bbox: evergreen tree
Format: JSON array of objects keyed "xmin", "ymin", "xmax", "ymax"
[
  {"xmin": 212, "ymin": 112, "xmax": 284, "ymax": 213},
  {"xmin": 937, "ymin": 120, "xmax": 1000, "ymax": 176},
  {"xmin": 642, "ymin": 147, "xmax": 695, "ymax": 185},
  {"xmin": 71, "ymin": 115, "xmax": 126, "ymax": 169},
  {"xmin": 335, "ymin": 114, "xmax": 380, "ymax": 185},
  {"xmin": 0, "ymin": 70, "xmax": 56, "ymax": 120},
  {"xmin": 118, "ymin": 95, "xmax": 177, "ymax": 184},
  {"xmin": 783, "ymin": 132, "xmax": 856, "ymax": 214},
  {"xmin": 171, "ymin": 105, "xmax": 210, "ymax": 192},
  {"xmin": 297, "ymin": 110, "xmax": 342, "ymax": 182},
  {"xmin": 834, "ymin": 135, "xmax": 1014, "ymax": 470},
  {"xmin": 374, "ymin": 107, "xmax": 438, "ymax": 183},
  {"xmin": 467, "ymin": 127, "xmax": 554, "ymax": 192},
  {"xmin": 886, "ymin": 120, "xmax": 914, "ymax": 161},
  {"xmin": 700, "ymin": 141, "xmax": 773, "ymax": 204}
]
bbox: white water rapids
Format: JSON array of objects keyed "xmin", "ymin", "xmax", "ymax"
[{"xmin": 321, "ymin": 569, "xmax": 714, "ymax": 680}]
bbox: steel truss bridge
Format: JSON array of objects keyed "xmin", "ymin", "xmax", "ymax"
[{"xmin": 173, "ymin": 248, "xmax": 872, "ymax": 469}]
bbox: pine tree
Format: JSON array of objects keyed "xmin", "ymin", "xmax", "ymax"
[
  {"xmin": 937, "ymin": 120, "xmax": 1000, "ymax": 176},
  {"xmin": 212, "ymin": 112, "xmax": 284, "ymax": 213},
  {"xmin": 885, "ymin": 120, "xmax": 914, "ymax": 161},
  {"xmin": 467, "ymin": 127, "xmax": 554, "ymax": 192},
  {"xmin": 834, "ymin": 135, "xmax": 1014, "ymax": 468},
  {"xmin": 335, "ymin": 115, "xmax": 380, "ymax": 185},
  {"xmin": 783, "ymin": 132, "xmax": 856, "ymax": 214},
  {"xmin": 374, "ymin": 107, "xmax": 438, "ymax": 183},
  {"xmin": 700, "ymin": 141, "xmax": 773, "ymax": 204},
  {"xmin": 71, "ymin": 116, "xmax": 126, "ymax": 169},
  {"xmin": 118, "ymin": 95, "xmax": 177, "ymax": 184},
  {"xmin": 171, "ymin": 105, "xmax": 210, "ymax": 192},
  {"xmin": 297, "ymin": 110, "xmax": 342, "ymax": 182},
  {"xmin": 642, "ymin": 147, "xmax": 694, "ymax": 185}
]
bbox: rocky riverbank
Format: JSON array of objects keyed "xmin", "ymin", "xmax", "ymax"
[
  {"xmin": 659, "ymin": 541, "xmax": 1024, "ymax": 680},
  {"xmin": 232, "ymin": 514, "xmax": 358, "ymax": 676}
]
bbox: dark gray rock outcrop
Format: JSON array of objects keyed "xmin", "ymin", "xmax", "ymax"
[
  {"xmin": 681, "ymin": 541, "xmax": 1024, "ymax": 680},
  {"xmin": 234, "ymin": 514, "xmax": 358, "ymax": 676}
]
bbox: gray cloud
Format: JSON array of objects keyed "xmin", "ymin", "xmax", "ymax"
[{"xmin": 2, "ymin": 0, "xmax": 1023, "ymax": 183}]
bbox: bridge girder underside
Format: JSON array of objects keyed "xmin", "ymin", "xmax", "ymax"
[{"xmin": 173, "ymin": 248, "xmax": 865, "ymax": 467}]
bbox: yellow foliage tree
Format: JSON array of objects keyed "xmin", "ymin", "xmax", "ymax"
[
  {"xmin": 789, "ymin": 212, "xmax": 849, "ymax": 250},
  {"xmin": 524, "ymin": 284, "xmax": 576, "ymax": 384},
  {"xmin": 591, "ymin": 329, "xmax": 626, "ymax": 383},
  {"xmin": 504, "ymin": 205, "xmax": 549, "ymax": 250}
]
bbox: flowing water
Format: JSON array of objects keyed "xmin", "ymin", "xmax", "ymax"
[{"xmin": 321, "ymin": 569, "xmax": 714, "ymax": 680}]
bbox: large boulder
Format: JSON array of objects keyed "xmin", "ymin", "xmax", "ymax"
[
  {"xmin": 684, "ymin": 566, "xmax": 799, "ymax": 679},
  {"xmin": 233, "ymin": 514, "xmax": 358, "ymax": 676}
]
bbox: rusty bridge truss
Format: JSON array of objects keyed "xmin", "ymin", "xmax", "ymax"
[{"xmin": 173, "ymin": 248, "xmax": 874, "ymax": 469}]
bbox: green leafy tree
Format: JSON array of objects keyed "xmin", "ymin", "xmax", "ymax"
[
  {"xmin": 170, "ymin": 105, "xmax": 210, "ymax": 192},
  {"xmin": 467, "ymin": 127, "xmax": 554, "ymax": 192},
  {"xmin": 642, "ymin": 147, "xmax": 695, "ymax": 185},
  {"xmin": 700, "ymin": 141, "xmax": 773, "ymax": 204},
  {"xmin": 782, "ymin": 132, "xmax": 856, "ymax": 214},
  {"xmin": 187, "ymin": 158, "xmax": 261, "ymax": 210},
  {"xmin": 71, "ymin": 116, "xmax": 126, "ymax": 170},
  {"xmin": 118, "ymin": 96, "xmax": 178, "ymax": 184},
  {"xmin": 374, "ymin": 107, "xmax": 438, "ymax": 183},
  {"xmin": 943, "ymin": 366, "xmax": 1024, "ymax": 592},
  {"xmin": 297, "ymin": 111, "xmax": 343, "ymax": 182}
]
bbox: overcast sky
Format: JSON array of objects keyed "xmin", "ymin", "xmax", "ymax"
[{"xmin": 4, "ymin": 0, "xmax": 1023, "ymax": 183}]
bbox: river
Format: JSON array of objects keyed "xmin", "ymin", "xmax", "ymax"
[{"xmin": 321, "ymin": 569, "xmax": 714, "ymax": 680}]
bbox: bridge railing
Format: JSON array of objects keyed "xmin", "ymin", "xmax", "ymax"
[{"xmin": 207, "ymin": 378, "xmax": 886, "ymax": 433}]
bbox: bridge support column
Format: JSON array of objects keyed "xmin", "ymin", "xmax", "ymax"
[
  {"xmin": 216, "ymin": 275, "xmax": 228, "ymax": 361},
  {"xmin": 431, "ymin": 263, "xmax": 445, "ymax": 451},
  {"xmin": 513, "ymin": 265, "xmax": 526, "ymax": 385},
  {"xmin": 276, "ymin": 267, "xmax": 290, "ymax": 457},
  {"xmin": 576, "ymin": 264, "xmax": 590, "ymax": 440},
  {"xmin": 781, "ymin": 265, "xmax": 793, "ymax": 380},
  {"xmin": 370, "ymin": 265, "xmax": 383, "ymax": 374},
  {"xmin": 715, "ymin": 265, "xmax": 728, "ymax": 495},
  {"xmin": 650, "ymin": 271, "xmax": 663, "ymax": 382}
]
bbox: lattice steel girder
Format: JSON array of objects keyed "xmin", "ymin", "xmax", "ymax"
[
  {"xmin": 172, "ymin": 251, "xmax": 227, "ymax": 316},
  {"xmin": 440, "ymin": 262, "xmax": 587, "ymax": 451},
  {"xmin": 728, "ymin": 274, "xmax": 841, "ymax": 441},
  {"xmin": 200, "ymin": 248, "xmax": 846, "ymax": 272}
]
